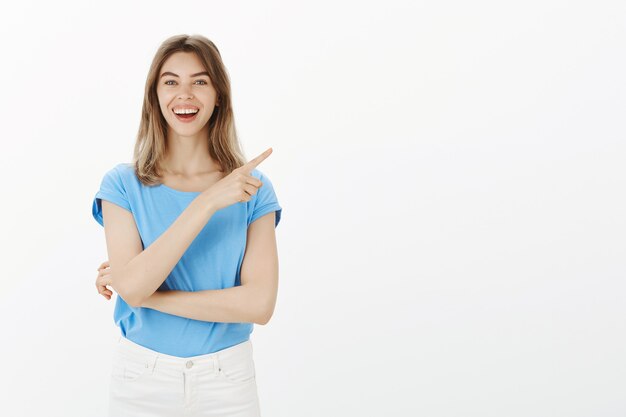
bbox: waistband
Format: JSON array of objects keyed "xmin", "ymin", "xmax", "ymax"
[{"xmin": 115, "ymin": 335, "xmax": 253, "ymax": 374}]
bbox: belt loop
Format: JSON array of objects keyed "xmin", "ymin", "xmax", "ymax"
[
  {"xmin": 213, "ymin": 354, "xmax": 220, "ymax": 374},
  {"xmin": 147, "ymin": 353, "xmax": 158, "ymax": 374}
]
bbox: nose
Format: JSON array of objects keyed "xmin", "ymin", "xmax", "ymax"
[{"xmin": 177, "ymin": 84, "xmax": 194, "ymax": 100}]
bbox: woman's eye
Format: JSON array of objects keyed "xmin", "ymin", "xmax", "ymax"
[{"xmin": 164, "ymin": 80, "xmax": 207, "ymax": 85}]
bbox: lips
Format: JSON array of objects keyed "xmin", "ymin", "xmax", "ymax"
[{"xmin": 172, "ymin": 108, "xmax": 199, "ymax": 123}]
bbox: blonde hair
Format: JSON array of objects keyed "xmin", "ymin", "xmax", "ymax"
[{"xmin": 132, "ymin": 34, "xmax": 247, "ymax": 186}]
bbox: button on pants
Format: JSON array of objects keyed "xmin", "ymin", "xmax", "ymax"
[{"xmin": 108, "ymin": 335, "xmax": 262, "ymax": 417}]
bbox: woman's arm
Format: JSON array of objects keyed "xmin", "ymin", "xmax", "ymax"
[
  {"xmin": 141, "ymin": 286, "xmax": 264, "ymax": 324},
  {"xmin": 103, "ymin": 193, "xmax": 217, "ymax": 307},
  {"xmin": 140, "ymin": 211, "xmax": 279, "ymax": 325}
]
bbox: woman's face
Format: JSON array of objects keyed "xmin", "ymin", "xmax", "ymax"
[{"xmin": 156, "ymin": 51, "xmax": 219, "ymax": 137}]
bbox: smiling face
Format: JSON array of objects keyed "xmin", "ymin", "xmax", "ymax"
[{"xmin": 156, "ymin": 51, "xmax": 219, "ymax": 138}]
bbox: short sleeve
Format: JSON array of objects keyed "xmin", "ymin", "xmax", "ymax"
[
  {"xmin": 248, "ymin": 171, "xmax": 282, "ymax": 228},
  {"xmin": 92, "ymin": 165, "xmax": 132, "ymax": 227}
]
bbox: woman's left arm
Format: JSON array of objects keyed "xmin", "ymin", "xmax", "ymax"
[{"xmin": 141, "ymin": 212, "xmax": 279, "ymax": 325}]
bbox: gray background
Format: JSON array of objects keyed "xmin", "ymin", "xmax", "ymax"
[{"xmin": 0, "ymin": 0, "xmax": 624, "ymax": 416}]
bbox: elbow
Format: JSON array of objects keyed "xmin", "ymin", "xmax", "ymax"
[
  {"xmin": 245, "ymin": 283, "xmax": 276, "ymax": 325},
  {"xmin": 115, "ymin": 282, "xmax": 145, "ymax": 308},
  {"xmin": 255, "ymin": 303, "xmax": 275, "ymax": 326},
  {"xmin": 125, "ymin": 295, "xmax": 144, "ymax": 308},
  {"xmin": 126, "ymin": 287, "xmax": 150, "ymax": 308},
  {"xmin": 255, "ymin": 314, "xmax": 270, "ymax": 326},
  {"xmin": 108, "ymin": 266, "xmax": 139, "ymax": 307},
  {"xmin": 118, "ymin": 289, "xmax": 144, "ymax": 308},
  {"xmin": 113, "ymin": 267, "xmax": 151, "ymax": 308}
]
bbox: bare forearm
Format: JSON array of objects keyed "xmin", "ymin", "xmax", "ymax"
[
  {"xmin": 118, "ymin": 192, "xmax": 217, "ymax": 307},
  {"xmin": 140, "ymin": 285, "xmax": 267, "ymax": 325}
]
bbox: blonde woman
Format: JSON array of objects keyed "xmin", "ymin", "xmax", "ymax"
[{"xmin": 92, "ymin": 34, "xmax": 282, "ymax": 417}]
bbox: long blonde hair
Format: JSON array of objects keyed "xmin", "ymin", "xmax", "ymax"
[{"xmin": 132, "ymin": 34, "xmax": 247, "ymax": 186}]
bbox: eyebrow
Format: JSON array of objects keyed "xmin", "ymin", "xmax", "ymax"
[{"xmin": 160, "ymin": 71, "xmax": 210, "ymax": 78}]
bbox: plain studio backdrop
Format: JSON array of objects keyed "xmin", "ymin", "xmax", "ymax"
[{"xmin": 0, "ymin": 0, "xmax": 624, "ymax": 416}]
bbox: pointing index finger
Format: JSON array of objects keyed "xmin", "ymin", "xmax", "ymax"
[{"xmin": 242, "ymin": 147, "xmax": 273, "ymax": 172}]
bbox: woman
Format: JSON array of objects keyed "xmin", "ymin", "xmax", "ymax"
[{"xmin": 91, "ymin": 34, "xmax": 282, "ymax": 417}]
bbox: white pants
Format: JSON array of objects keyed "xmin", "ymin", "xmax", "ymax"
[{"xmin": 108, "ymin": 335, "xmax": 262, "ymax": 417}]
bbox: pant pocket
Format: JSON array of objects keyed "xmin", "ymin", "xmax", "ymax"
[
  {"xmin": 217, "ymin": 354, "xmax": 256, "ymax": 384},
  {"xmin": 111, "ymin": 352, "xmax": 150, "ymax": 382}
]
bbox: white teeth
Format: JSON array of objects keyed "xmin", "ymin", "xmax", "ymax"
[{"xmin": 174, "ymin": 108, "xmax": 199, "ymax": 115}]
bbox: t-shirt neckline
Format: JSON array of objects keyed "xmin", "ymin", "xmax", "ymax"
[{"xmin": 158, "ymin": 183, "xmax": 203, "ymax": 196}]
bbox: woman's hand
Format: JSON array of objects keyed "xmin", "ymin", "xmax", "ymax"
[
  {"xmin": 96, "ymin": 260, "xmax": 114, "ymax": 300},
  {"xmin": 203, "ymin": 147, "xmax": 273, "ymax": 212}
]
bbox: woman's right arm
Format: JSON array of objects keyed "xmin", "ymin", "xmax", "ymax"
[
  {"xmin": 102, "ymin": 193, "xmax": 217, "ymax": 307},
  {"xmin": 102, "ymin": 148, "xmax": 272, "ymax": 308}
]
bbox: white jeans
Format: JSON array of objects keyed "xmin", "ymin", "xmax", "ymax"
[{"xmin": 108, "ymin": 335, "xmax": 262, "ymax": 417}]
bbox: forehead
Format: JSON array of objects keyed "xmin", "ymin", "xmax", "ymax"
[{"xmin": 160, "ymin": 52, "xmax": 206, "ymax": 75}]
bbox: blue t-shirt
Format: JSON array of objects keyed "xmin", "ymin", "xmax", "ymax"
[{"xmin": 92, "ymin": 162, "xmax": 282, "ymax": 357}]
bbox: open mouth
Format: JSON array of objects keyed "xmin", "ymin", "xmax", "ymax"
[{"xmin": 173, "ymin": 108, "xmax": 199, "ymax": 122}]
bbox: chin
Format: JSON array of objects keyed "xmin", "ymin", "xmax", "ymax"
[{"xmin": 172, "ymin": 125, "xmax": 208, "ymax": 136}]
